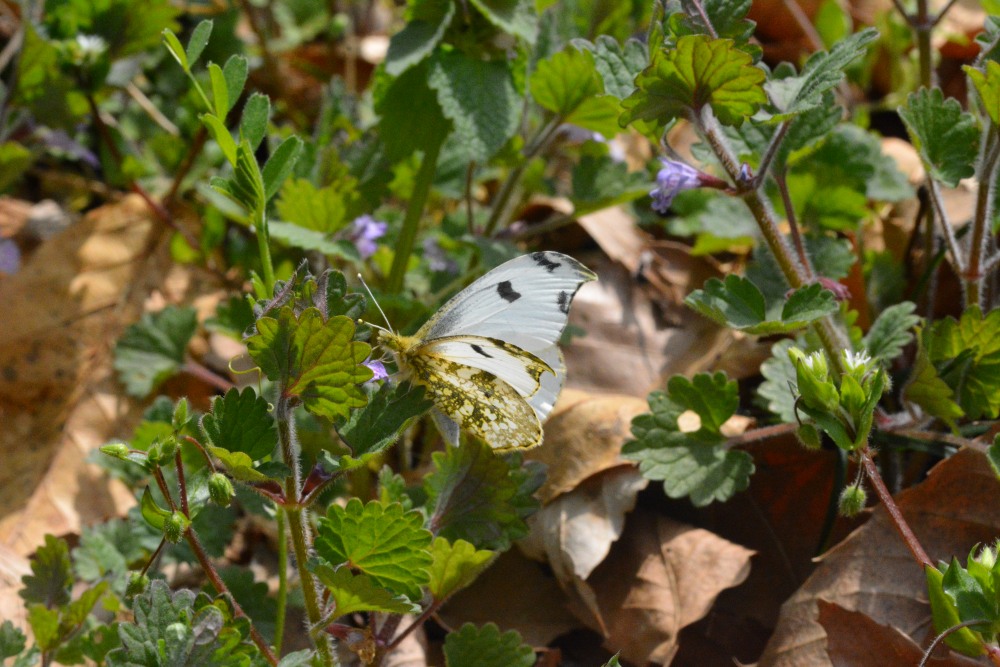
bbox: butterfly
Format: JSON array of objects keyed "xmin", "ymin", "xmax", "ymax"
[{"xmin": 376, "ymin": 251, "xmax": 596, "ymax": 451}]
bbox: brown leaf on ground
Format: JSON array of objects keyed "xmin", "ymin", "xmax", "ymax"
[
  {"xmin": 758, "ymin": 447, "xmax": 1000, "ymax": 666},
  {"xmin": 819, "ymin": 599, "xmax": 983, "ymax": 667},
  {"xmin": 437, "ymin": 547, "xmax": 581, "ymax": 647},
  {"xmin": 530, "ymin": 389, "xmax": 648, "ymax": 503},
  {"xmin": 575, "ymin": 509, "xmax": 754, "ymax": 665},
  {"xmin": 0, "ymin": 544, "xmax": 30, "ymax": 632},
  {"xmin": 0, "ymin": 195, "xmax": 173, "ymax": 554}
]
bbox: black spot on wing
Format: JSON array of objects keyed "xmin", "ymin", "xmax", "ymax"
[
  {"xmin": 531, "ymin": 252, "xmax": 561, "ymax": 273},
  {"xmin": 497, "ymin": 280, "xmax": 521, "ymax": 302},
  {"xmin": 471, "ymin": 344, "xmax": 493, "ymax": 358},
  {"xmin": 557, "ymin": 290, "xmax": 571, "ymax": 314}
]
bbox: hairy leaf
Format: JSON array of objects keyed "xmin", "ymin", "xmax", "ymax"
[
  {"xmin": 201, "ymin": 388, "xmax": 278, "ymax": 461},
  {"xmin": 114, "ymin": 306, "xmax": 197, "ymax": 398},
  {"xmin": 311, "ymin": 562, "xmax": 421, "ymax": 616},
  {"xmin": 898, "ymin": 87, "xmax": 979, "ymax": 187},
  {"xmin": 443, "ymin": 623, "xmax": 535, "ymax": 667}
]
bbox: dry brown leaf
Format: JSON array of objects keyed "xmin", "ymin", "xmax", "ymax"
[
  {"xmin": 574, "ymin": 509, "xmax": 754, "ymax": 665},
  {"xmin": 0, "ymin": 195, "xmax": 172, "ymax": 554},
  {"xmin": 759, "ymin": 447, "xmax": 1000, "ymax": 666},
  {"xmin": 530, "ymin": 389, "xmax": 648, "ymax": 503},
  {"xmin": 818, "ymin": 599, "xmax": 984, "ymax": 667},
  {"xmin": 437, "ymin": 547, "xmax": 581, "ymax": 647},
  {"xmin": 0, "ymin": 544, "xmax": 30, "ymax": 632}
]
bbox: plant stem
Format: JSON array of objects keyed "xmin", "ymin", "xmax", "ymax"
[
  {"xmin": 859, "ymin": 446, "xmax": 932, "ymax": 567},
  {"xmin": 967, "ymin": 126, "xmax": 1000, "ymax": 309},
  {"xmin": 387, "ymin": 137, "xmax": 444, "ymax": 294},
  {"xmin": 914, "ymin": 0, "xmax": 933, "ymax": 88},
  {"xmin": 186, "ymin": 528, "xmax": 279, "ymax": 666},
  {"xmin": 252, "ymin": 206, "xmax": 276, "ymax": 294},
  {"xmin": 274, "ymin": 509, "xmax": 288, "ymax": 655}
]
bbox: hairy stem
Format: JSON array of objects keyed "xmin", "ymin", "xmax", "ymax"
[
  {"xmin": 967, "ymin": 126, "xmax": 1000, "ymax": 308},
  {"xmin": 859, "ymin": 446, "xmax": 932, "ymax": 567}
]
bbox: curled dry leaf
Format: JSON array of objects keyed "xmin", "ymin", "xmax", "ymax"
[
  {"xmin": 573, "ymin": 509, "xmax": 754, "ymax": 665},
  {"xmin": 818, "ymin": 599, "xmax": 983, "ymax": 667},
  {"xmin": 759, "ymin": 447, "xmax": 1000, "ymax": 666},
  {"xmin": 0, "ymin": 195, "xmax": 170, "ymax": 554}
]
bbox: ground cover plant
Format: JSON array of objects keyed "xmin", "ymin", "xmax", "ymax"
[{"xmin": 3, "ymin": 0, "xmax": 1000, "ymax": 665}]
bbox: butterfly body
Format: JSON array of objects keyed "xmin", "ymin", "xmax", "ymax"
[{"xmin": 379, "ymin": 251, "xmax": 596, "ymax": 451}]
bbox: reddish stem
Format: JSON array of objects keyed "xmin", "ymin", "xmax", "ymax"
[{"xmin": 859, "ymin": 447, "xmax": 932, "ymax": 567}]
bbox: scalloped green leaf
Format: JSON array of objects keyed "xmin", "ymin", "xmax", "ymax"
[
  {"xmin": 862, "ymin": 302, "xmax": 919, "ymax": 365},
  {"xmin": 967, "ymin": 60, "xmax": 1000, "ymax": 127},
  {"xmin": 443, "ymin": 623, "xmax": 535, "ymax": 667},
  {"xmin": 764, "ymin": 28, "xmax": 878, "ymax": 120},
  {"xmin": 0, "ymin": 620, "xmax": 26, "ymax": 660},
  {"xmin": 427, "ymin": 537, "xmax": 494, "ymax": 602},
  {"xmin": 757, "ymin": 339, "xmax": 799, "ymax": 423},
  {"xmin": 622, "ymin": 374, "xmax": 754, "ymax": 506},
  {"xmin": 316, "ymin": 498, "xmax": 433, "ymax": 600},
  {"xmin": 685, "ymin": 275, "xmax": 837, "ymax": 335},
  {"xmin": 925, "ymin": 307, "xmax": 1000, "ymax": 420},
  {"xmin": 310, "ymin": 562, "xmax": 420, "ymax": 616},
  {"xmin": 620, "ymin": 35, "xmax": 766, "ymax": 128},
  {"xmin": 113, "ymin": 306, "xmax": 197, "ymax": 398},
  {"xmin": 275, "ymin": 177, "xmax": 360, "ymax": 234},
  {"xmin": 385, "ymin": 0, "xmax": 455, "ymax": 76},
  {"xmin": 467, "ymin": 0, "xmax": 537, "ymax": 43},
  {"xmin": 336, "ymin": 381, "xmax": 433, "ymax": 460},
  {"xmin": 246, "ymin": 307, "xmax": 372, "ymax": 420},
  {"xmin": 425, "ymin": 440, "xmax": 541, "ymax": 551},
  {"xmin": 208, "ymin": 447, "xmax": 272, "ymax": 483},
  {"xmin": 20, "ymin": 535, "xmax": 72, "ymax": 608},
  {"xmin": 571, "ymin": 35, "xmax": 647, "ymax": 100},
  {"xmin": 200, "ymin": 388, "xmax": 277, "ymax": 461},
  {"xmin": 428, "ymin": 50, "xmax": 520, "ymax": 162},
  {"xmin": 898, "ymin": 87, "xmax": 979, "ymax": 187},
  {"xmin": 903, "ymin": 328, "xmax": 964, "ymax": 427},
  {"xmin": 671, "ymin": 0, "xmax": 756, "ymax": 45},
  {"xmin": 530, "ymin": 47, "xmax": 603, "ymax": 117}
]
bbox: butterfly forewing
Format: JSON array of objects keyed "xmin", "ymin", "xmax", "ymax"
[{"xmin": 416, "ymin": 336, "xmax": 552, "ymax": 399}]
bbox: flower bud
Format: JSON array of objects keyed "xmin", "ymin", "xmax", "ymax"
[
  {"xmin": 838, "ymin": 485, "xmax": 867, "ymax": 518},
  {"xmin": 100, "ymin": 442, "xmax": 130, "ymax": 460},
  {"xmin": 163, "ymin": 511, "xmax": 190, "ymax": 543},
  {"xmin": 208, "ymin": 473, "xmax": 235, "ymax": 507},
  {"xmin": 172, "ymin": 398, "xmax": 189, "ymax": 430},
  {"xmin": 126, "ymin": 572, "xmax": 149, "ymax": 597}
]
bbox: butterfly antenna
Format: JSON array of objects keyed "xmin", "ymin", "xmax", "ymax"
[{"xmin": 357, "ymin": 273, "xmax": 395, "ymax": 335}]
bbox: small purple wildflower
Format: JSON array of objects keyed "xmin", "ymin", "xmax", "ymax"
[
  {"xmin": 422, "ymin": 237, "xmax": 459, "ymax": 274},
  {"xmin": 364, "ymin": 359, "xmax": 388, "ymax": 382},
  {"xmin": 0, "ymin": 239, "xmax": 20, "ymax": 275},
  {"xmin": 650, "ymin": 158, "xmax": 702, "ymax": 214},
  {"xmin": 349, "ymin": 215, "xmax": 388, "ymax": 259}
]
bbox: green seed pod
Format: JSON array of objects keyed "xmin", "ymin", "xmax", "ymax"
[
  {"xmin": 795, "ymin": 423, "xmax": 822, "ymax": 450},
  {"xmin": 838, "ymin": 485, "xmax": 867, "ymax": 518},
  {"xmin": 100, "ymin": 442, "xmax": 130, "ymax": 460},
  {"xmin": 126, "ymin": 572, "xmax": 149, "ymax": 597},
  {"xmin": 163, "ymin": 511, "xmax": 190, "ymax": 543},
  {"xmin": 208, "ymin": 472, "xmax": 235, "ymax": 507}
]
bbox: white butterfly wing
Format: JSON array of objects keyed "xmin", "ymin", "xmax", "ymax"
[{"xmin": 416, "ymin": 336, "xmax": 551, "ymax": 399}]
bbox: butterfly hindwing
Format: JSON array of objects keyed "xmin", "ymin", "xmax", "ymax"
[{"xmin": 416, "ymin": 336, "xmax": 552, "ymax": 401}]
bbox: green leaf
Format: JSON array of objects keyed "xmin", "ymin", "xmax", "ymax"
[
  {"xmin": 27, "ymin": 605, "xmax": 60, "ymax": 651},
  {"xmin": 862, "ymin": 302, "xmax": 919, "ymax": 365},
  {"xmin": 139, "ymin": 487, "xmax": 172, "ymax": 531},
  {"xmin": 315, "ymin": 498, "xmax": 433, "ymax": 600},
  {"xmin": 113, "ymin": 306, "xmax": 197, "ymax": 398},
  {"xmin": 262, "ymin": 136, "xmax": 304, "ymax": 203},
  {"xmin": 63, "ymin": 581, "xmax": 108, "ymax": 628},
  {"xmin": 967, "ymin": 60, "xmax": 1000, "ymax": 127},
  {"xmin": 201, "ymin": 114, "xmax": 238, "ymax": 166},
  {"xmin": 208, "ymin": 63, "xmax": 229, "ymax": 119},
  {"xmin": 222, "ymin": 55, "xmax": 249, "ymax": 114},
  {"xmin": 375, "ymin": 62, "xmax": 451, "ymax": 161},
  {"xmin": 898, "ymin": 87, "xmax": 979, "ymax": 187},
  {"xmin": 623, "ymin": 374, "xmax": 755, "ymax": 506},
  {"xmin": 385, "ymin": 0, "xmax": 456, "ymax": 76},
  {"xmin": 226, "ymin": 140, "xmax": 266, "ymax": 211},
  {"xmin": 310, "ymin": 562, "xmax": 421, "ymax": 615},
  {"xmin": 428, "ymin": 51, "xmax": 520, "ymax": 162},
  {"xmin": 443, "ymin": 623, "xmax": 535, "ymax": 667},
  {"xmin": 530, "ymin": 47, "xmax": 604, "ymax": 116},
  {"xmin": 200, "ymin": 388, "xmax": 277, "ymax": 461},
  {"xmin": 601, "ymin": 654, "xmax": 623, "ymax": 667},
  {"xmin": 162, "ymin": 28, "xmax": 188, "ymax": 71},
  {"xmin": 0, "ymin": 141, "xmax": 34, "ymax": 192},
  {"xmin": 672, "ymin": 0, "xmax": 756, "ymax": 45},
  {"xmin": 764, "ymin": 28, "xmax": 878, "ymax": 120},
  {"xmin": 903, "ymin": 328, "xmax": 964, "ymax": 427},
  {"xmin": 427, "ymin": 537, "xmax": 494, "ymax": 602},
  {"xmin": 239, "ymin": 93, "xmax": 270, "ymax": 151},
  {"xmin": 989, "ymin": 437, "xmax": 1000, "ymax": 480},
  {"xmin": 209, "ymin": 448, "xmax": 273, "ymax": 483},
  {"xmin": 925, "ymin": 307, "xmax": 1000, "ymax": 420},
  {"xmin": 246, "ymin": 307, "xmax": 372, "ymax": 421},
  {"xmin": 336, "ymin": 382, "xmax": 433, "ymax": 460},
  {"xmin": 467, "ymin": 0, "xmax": 537, "ymax": 43},
  {"xmin": 425, "ymin": 441, "xmax": 541, "ymax": 550},
  {"xmin": 277, "ymin": 650, "xmax": 315, "ymax": 667},
  {"xmin": 571, "ymin": 154, "xmax": 650, "ymax": 214},
  {"xmin": 107, "ymin": 580, "xmax": 261, "ymax": 667},
  {"xmin": 275, "ymin": 177, "xmax": 359, "ymax": 234},
  {"xmin": 620, "ymin": 35, "xmax": 766, "ymax": 128},
  {"xmin": 757, "ymin": 339, "xmax": 799, "ymax": 422},
  {"xmin": 186, "ymin": 20, "xmax": 213, "ymax": 67},
  {"xmin": 0, "ymin": 620, "xmax": 26, "ymax": 659},
  {"xmin": 267, "ymin": 222, "xmax": 361, "ymax": 260},
  {"xmin": 21, "ymin": 534, "xmax": 72, "ymax": 608},
  {"xmin": 211, "ymin": 568, "xmax": 278, "ymax": 643},
  {"xmin": 926, "ymin": 564, "xmax": 985, "ymax": 656},
  {"xmin": 685, "ymin": 276, "xmax": 837, "ymax": 335},
  {"xmin": 572, "ymin": 35, "xmax": 648, "ymax": 100}
]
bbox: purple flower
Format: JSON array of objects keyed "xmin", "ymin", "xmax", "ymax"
[
  {"xmin": 422, "ymin": 237, "xmax": 458, "ymax": 274},
  {"xmin": 650, "ymin": 158, "xmax": 702, "ymax": 214},
  {"xmin": 364, "ymin": 359, "xmax": 388, "ymax": 382},
  {"xmin": 349, "ymin": 215, "xmax": 388, "ymax": 259},
  {"xmin": 0, "ymin": 239, "xmax": 20, "ymax": 275}
]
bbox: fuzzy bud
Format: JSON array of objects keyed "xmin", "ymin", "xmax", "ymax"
[
  {"xmin": 126, "ymin": 572, "xmax": 149, "ymax": 597},
  {"xmin": 838, "ymin": 485, "xmax": 867, "ymax": 518},
  {"xmin": 163, "ymin": 511, "xmax": 190, "ymax": 543},
  {"xmin": 208, "ymin": 473, "xmax": 235, "ymax": 507},
  {"xmin": 100, "ymin": 442, "xmax": 130, "ymax": 460}
]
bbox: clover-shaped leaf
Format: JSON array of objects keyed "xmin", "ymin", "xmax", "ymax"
[
  {"xmin": 898, "ymin": 87, "xmax": 979, "ymax": 187},
  {"xmin": 427, "ymin": 537, "xmax": 494, "ymax": 602},
  {"xmin": 623, "ymin": 374, "xmax": 754, "ymax": 506},
  {"xmin": 201, "ymin": 388, "xmax": 277, "ymax": 461},
  {"xmin": 685, "ymin": 275, "xmax": 837, "ymax": 335},
  {"xmin": 620, "ymin": 35, "xmax": 766, "ymax": 128},
  {"xmin": 246, "ymin": 307, "xmax": 372, "ymax": 420},
  {"xmin": 315, "ymin": 498, "xmax": 433, "ymax": 600},
  {"xmin": 310, "ymin": 561, "xmax": 420, "ymax": 616}
]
